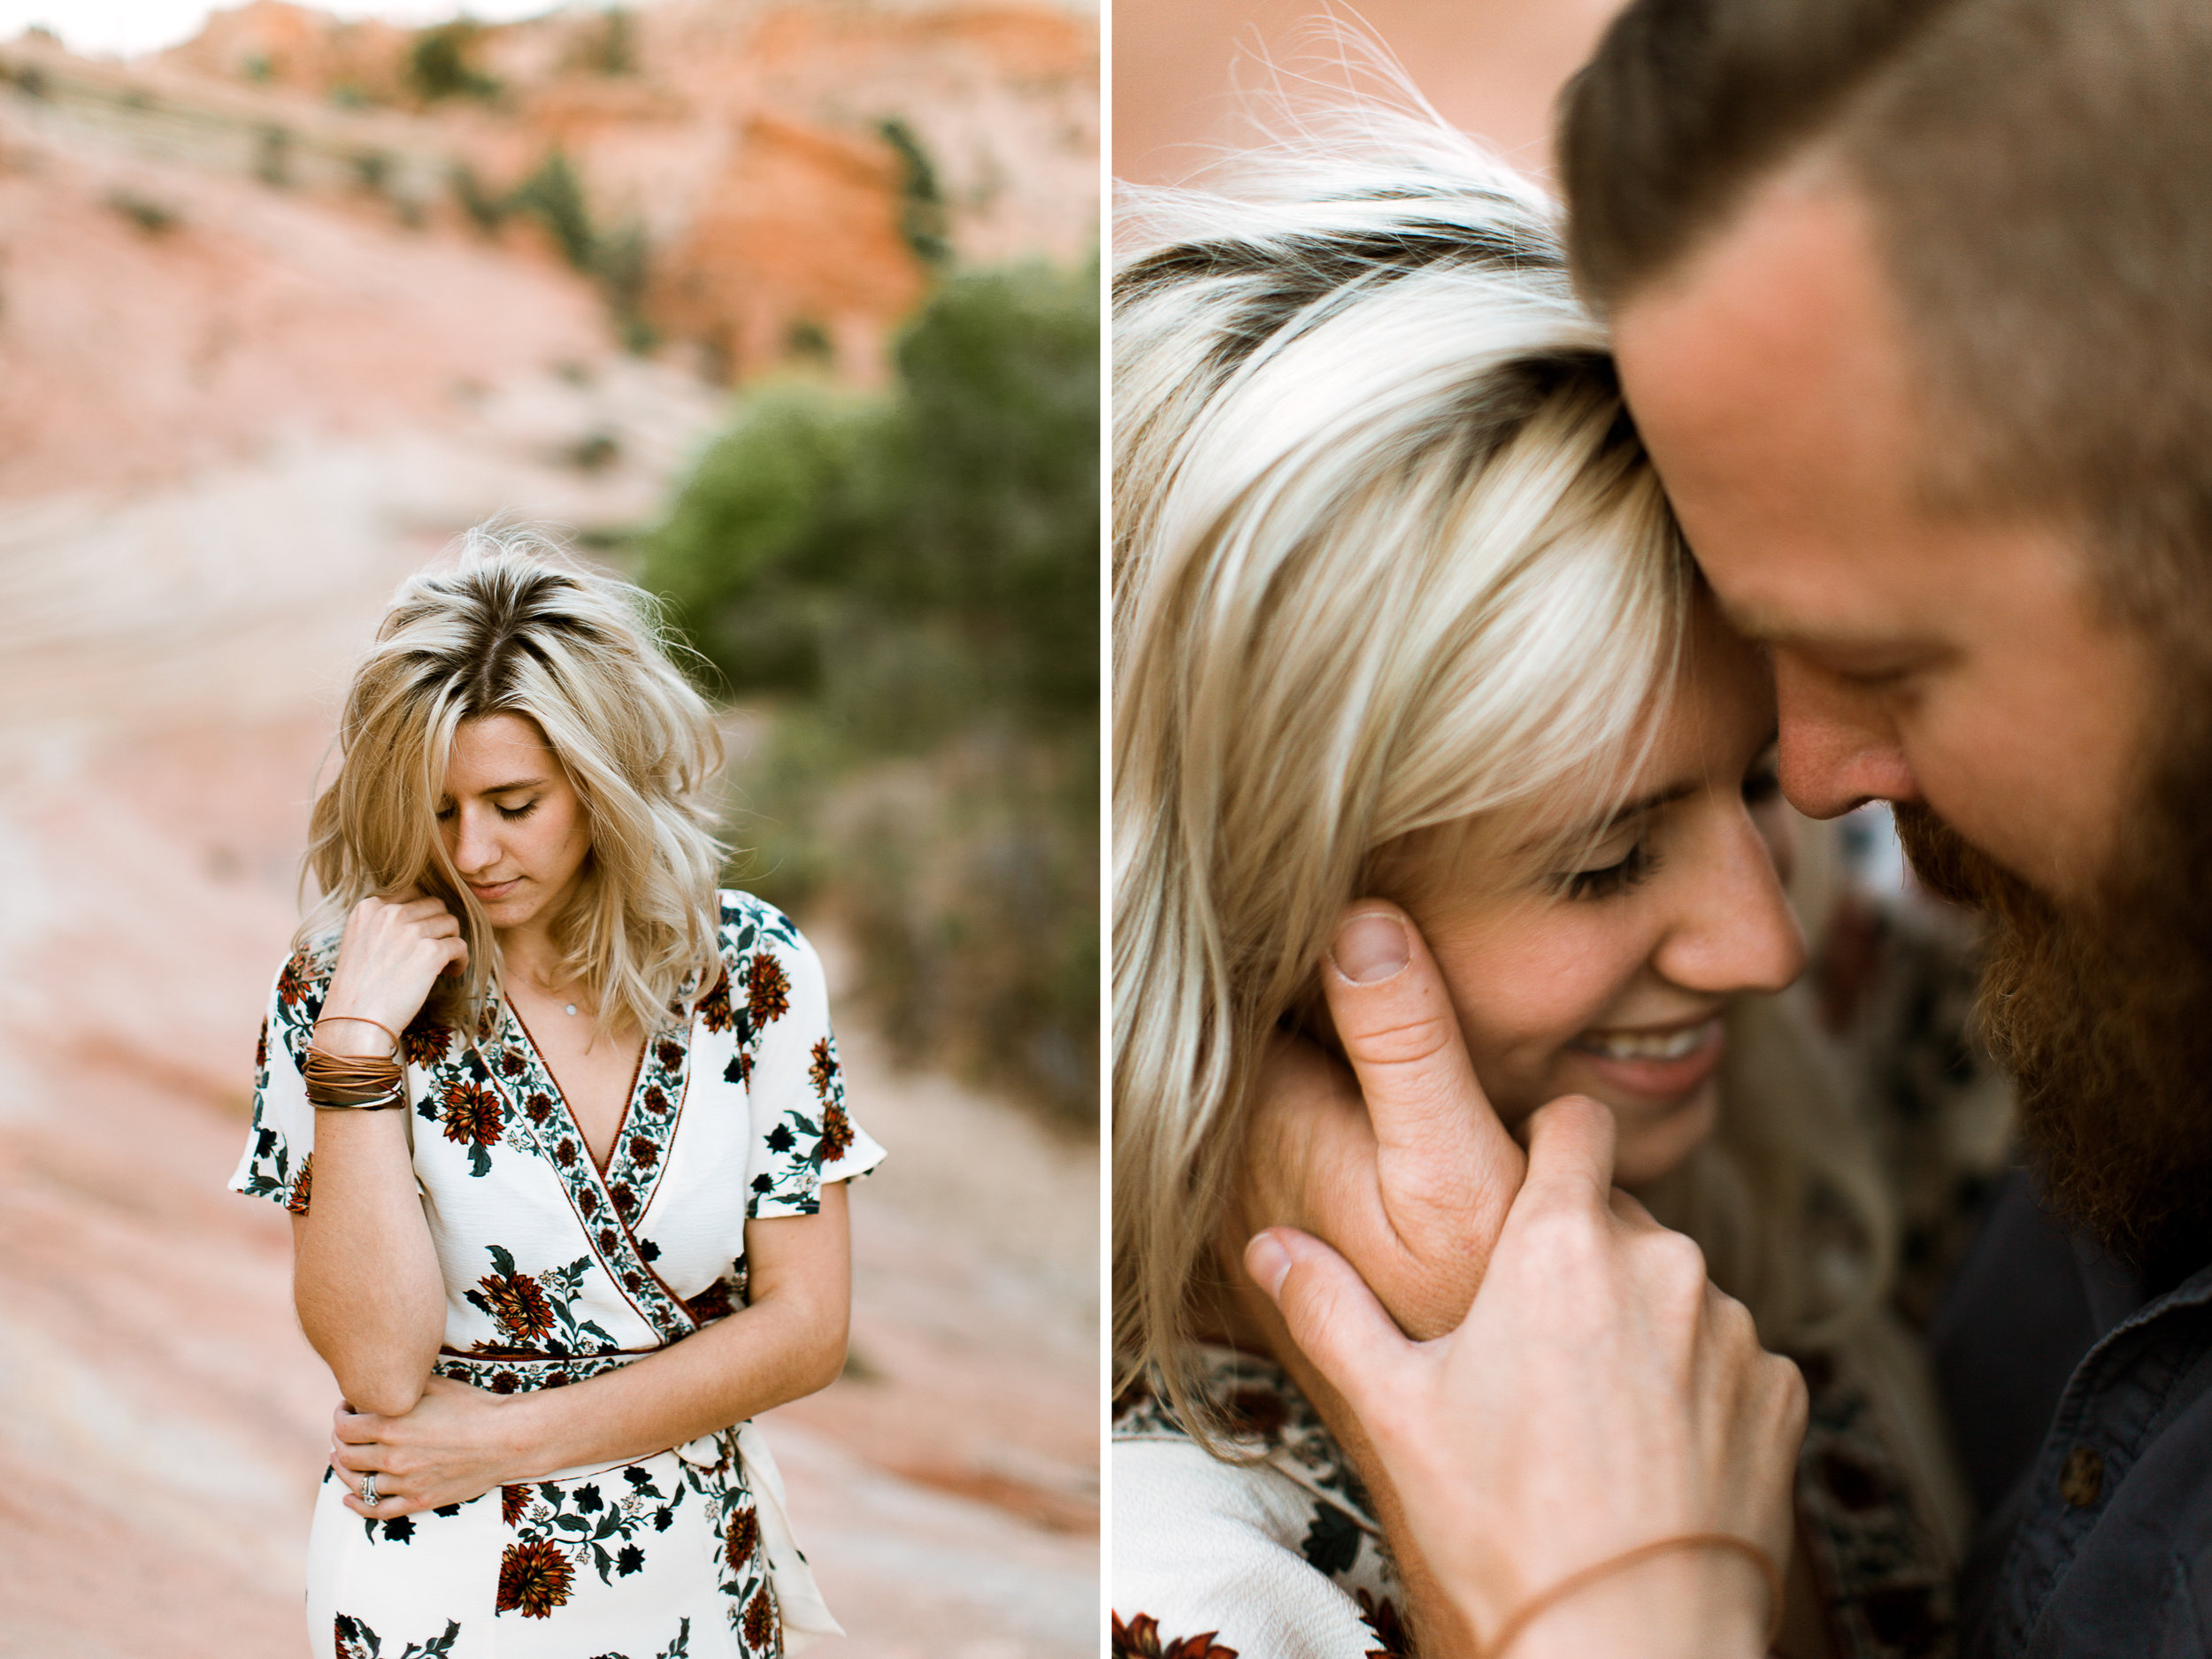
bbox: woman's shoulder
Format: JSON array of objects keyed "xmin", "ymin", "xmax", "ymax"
[
  {"xmin": 1114, "ymin": 1351, "xmax": 1408, "ymax": 1659},
  {"xmin": 1115, "ymin": 1348, "xmax": 1382, "ymax": 1536},
  {"xmin": 270, "ymin": 930, "xmax": 342, "ymax": 1008},
  {"xmin": 689, "ymin": 889, "xmax": 826, "ymax": 1036},
  {"xmin": 710, "ymin": 889, "xmax": 815, "ymax": 967}
]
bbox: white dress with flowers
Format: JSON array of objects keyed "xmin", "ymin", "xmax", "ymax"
[{"xmin": 231, "ymin": 891, "xmax": 884, "ymax": 1659}]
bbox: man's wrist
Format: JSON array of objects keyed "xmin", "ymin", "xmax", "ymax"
[{"xmin": 1486, "ymin": 1548, "xmax": 1771, "ymax": 1659}]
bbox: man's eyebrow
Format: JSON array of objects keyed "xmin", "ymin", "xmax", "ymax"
[{"xmin": 1716, "ymin": 600, "xmax": 1934, "ymax": 658}]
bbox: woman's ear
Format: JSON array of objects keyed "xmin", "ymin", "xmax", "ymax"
[{"xmin": 1283, "ymin": 977, "xmax": 1348, "ymax": 1062}]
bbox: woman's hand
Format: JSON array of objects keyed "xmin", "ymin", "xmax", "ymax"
[
  {"xmin": 319, "ymin": 890, "xmax": 469, "ymax": 1053},
  {"xmin": 1234, "ymin": 902, "xmax": 1522, "ymax": 1340},
  {"xmin": 330, "ymin": 1375, "xmax": 526, "ymax": 1518},
  {"xmin": 1249, "ymin": 1099, "xmax": 1805, "ymax": 1659}
]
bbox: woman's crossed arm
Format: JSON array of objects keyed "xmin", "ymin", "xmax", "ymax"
[{"xmin": 324, "ymin": 1182, "xmax": 851, "ymax": 1517}]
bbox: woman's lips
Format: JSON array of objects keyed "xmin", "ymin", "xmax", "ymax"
[
  {"xmin": 1565, "ymin": 1016, "xmax": 1725, "ymax": 1102},
  {"xmin": 469, "ymin": 878, "xmax": 521, "ymax": 902}
]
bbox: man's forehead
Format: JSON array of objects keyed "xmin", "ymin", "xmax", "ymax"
[
  {"xmin": 1612, "ymin": 165, "xmax": 1911, "ymax": 482},
  {"xmin": 1607, "ymin": 166, "xmax": 1980, "ymax": 629}
]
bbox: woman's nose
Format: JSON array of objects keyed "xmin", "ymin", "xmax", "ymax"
[
  {"xmin": 1654, "ymin": 805, "xmax": 1808, "ymax": 996},
  {"xmin": 448, "ymin": 807, "xmax": 499, "ymax": 875}
]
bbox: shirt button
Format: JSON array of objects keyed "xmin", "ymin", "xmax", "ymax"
[{"xmin": 2061, "ymin": 1445, "xmax": 2104, "ymax": 1508}]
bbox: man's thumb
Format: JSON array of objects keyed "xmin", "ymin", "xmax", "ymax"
[{"xmin": 1246, "ymin": 1227, "xmax": 1413, "ymax": 1410}]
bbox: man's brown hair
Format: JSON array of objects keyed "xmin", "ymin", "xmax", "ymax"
[{"xmin": 1561, "ymin": 0, "xmax": 2212, "ymax": 627}]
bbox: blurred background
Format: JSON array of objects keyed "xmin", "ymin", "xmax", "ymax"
[
  {"xmin": 0, "ymin": 3, "xmax": 1096, "ymax": 1655},
  {"xmin": 1114, "ymin": 0, "xmax": 1624, "ymax": 186}
]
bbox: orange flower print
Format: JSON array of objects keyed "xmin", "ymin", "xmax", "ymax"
[
  {"xmin": 741, "ymin": 1586, "xmax": 778, "ymax": 1651},
  {"xmin": 628, "ymin": 1133, "xmax": 660, "ymax": 1170},
  {"xmin": 746, "ymin": 953, "xmax": 789, "ymax": 1026},
  {"xmin": 686, "ymin": 1279, "xmax": 734, "ymax": 1324},
  {"xmin": 695, "ymin": 970, "xmax": 735, "ymax": 1034},
  {"xmin": 276, "ymin": 949, "xmax": 314, "ymax": 1009},
  {"xmin": 1355, "ymin": 1591, "xmax": 1411, "ymax": 1658},
  {"xmin": 401, "ymin": 1015, "xmax": 451, "ymax": 1071},
  {"xmin": 495, "ymin": 1537, "xmax": 573, "ymax": 1617},
  {"xmin": 285, "ymin": 1152, "xmax": 313, "ymax": 1217},
  {"xmin": 808, "ymin": 1037, "xmax": 838, "ymax": 1099},
  {"xmin": 442, "ymin": 1079, "xmax": 504, "ymax": 1147},
  {"xmin": 821, "ymin": 1102, "xmax": 854, "ymax": 1164},
  {"xmin": 1113, "ymin": 1613, "xmax": 1239, "ymax": 1659},
  {"xmin": 473, "ymin": 1263, "xmax": 556, "ymax": 1345},
  {"xmin": 500, "ymin": 1483, "xmax": 533, "ymax": 1528},
  {"xmin": 725, "ymin": 1502, "xmax": 760, "ymax": 1571}
]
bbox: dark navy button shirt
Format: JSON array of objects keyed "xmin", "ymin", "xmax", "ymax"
[{"xmin": 1936, "ymin": 1170, "xmax": 2212, "ymax": 1656}]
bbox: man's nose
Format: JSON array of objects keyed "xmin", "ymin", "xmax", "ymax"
[{"xmin": 1774, "ymin": 654, "xmax": 1919, "ymax": 818}]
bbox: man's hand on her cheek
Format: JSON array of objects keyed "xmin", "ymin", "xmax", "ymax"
[
  {"xmin": 1247, "ymin": 1099, "xmax": 1803, "ymax": 1659},
  {"xmin": 1237, "ymin": 901, "xmax": 1526, "ymax": 1341}
]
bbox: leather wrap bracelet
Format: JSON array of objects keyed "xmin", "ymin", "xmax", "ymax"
[{"xmin": 303, "ymin": 1017, "xmax": 406, "ymax": 1110}]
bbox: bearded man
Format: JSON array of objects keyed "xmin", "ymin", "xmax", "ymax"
[{"xmin": 1231, "ymin": 0, "xmax": 2212, "ymax": 1655}]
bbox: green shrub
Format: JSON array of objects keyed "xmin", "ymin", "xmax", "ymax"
[
  {"xmin": 878, "ymin": 117, "xmax": 950, "ymax": 267},
  {"xmin": 641, "ymin": 261, "xmax": 1100, "ymax": 1121},
  {"xmin": 411, "ymin": 22, "xmax": 500, "ymax": 103},
  {"xmin": 511, "ymin": 150, "xmax": 595, "ymax": 272}
]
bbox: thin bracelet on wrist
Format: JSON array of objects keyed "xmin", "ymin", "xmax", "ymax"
[
  {"xmin": 1478, "ymin": 1532, "xmax": 1782, "ymax": 1659},
  {"xmin": 312, "ymin": 1013, "xmax": 403, "ymax": 1056}
]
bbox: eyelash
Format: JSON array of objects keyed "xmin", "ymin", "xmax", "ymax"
[
  {"xmin": 435, "ymin": 801, "xmax": 539, "ymax": 822},
  {"xmin": 1559, "ymin": 752, "xmax": 1775, "ymax": 901},
  {"xmin": 1564, "ymin": 836, "xmax": 1662, "ymax": 902}
]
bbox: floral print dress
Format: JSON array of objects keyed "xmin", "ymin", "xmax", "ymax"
[
  {"xmin": 232, "ymin": 892, "xmax": 884, "ymax": 1659},
  {"xmin": 1112, "ymin": 1348, "xmax": 1409, "ymax": 1659}
]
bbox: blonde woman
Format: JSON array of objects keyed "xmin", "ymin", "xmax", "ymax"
[
  {"xmin": 1111, "ymin": 111, "xmax": 1966, "ymax": 1659},
  {"xmin": 231, "ymin": 533, "xmax": 882, "ymax": 1657}
]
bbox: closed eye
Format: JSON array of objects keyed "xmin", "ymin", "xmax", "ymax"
[{"xmin": 1563, "ymin": 833, "xmax": 1662, "ymax": 901}]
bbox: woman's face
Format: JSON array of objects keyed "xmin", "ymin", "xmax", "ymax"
[
  {"xmin": 1402, "ymin": 595, "xmax": 1803, "ymax": 1188},
  {"xmin": 438, "ymin": 712, "xmax": 594, "ymax": 939}
]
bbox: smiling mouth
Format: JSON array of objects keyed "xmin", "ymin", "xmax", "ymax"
[{"xmin": 1569, "ymin": 1018, "xmax": 1722, "ymax": 1062}]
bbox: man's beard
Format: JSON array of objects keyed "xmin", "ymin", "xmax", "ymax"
[{"xmin": 1894, "ymin": 706, "xmax": 2212, "ymax": 1290}]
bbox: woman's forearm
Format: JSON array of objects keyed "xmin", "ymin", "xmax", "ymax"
[
  {"xmin": 292, "ymin": 1106, "xmax": 446, "ymax": 1417},
  {"xmin": 501, "ymin": 1277, "xmax": 848, "ymax": 1479}
]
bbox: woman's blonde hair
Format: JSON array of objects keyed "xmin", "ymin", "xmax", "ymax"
[
  {"xmin": 301, "ymin": 526, "xmax": 726, "ymax": 1041},
  {"xmin": 1113, "ymin": 103, "xmax": 1892, "ymax": 1434}
]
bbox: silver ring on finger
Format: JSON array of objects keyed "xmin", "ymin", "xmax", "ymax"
[{"xmin": 360, "ymin": 1471, "xmax": 380, "ymax": 1506}]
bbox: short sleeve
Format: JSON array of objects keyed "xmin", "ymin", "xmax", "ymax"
[
  {"xmin": 228, "ymin": 944, "xmax": 332, "ymax": 1214},
  {"xmin": 715, "ymin": 893, "xmax": 885, "ymax": 1219}
]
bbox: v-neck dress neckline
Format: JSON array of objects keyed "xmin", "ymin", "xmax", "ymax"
[{"xmin": 504, "ymin": 997, "xmax": 649, "ymax": 1179}]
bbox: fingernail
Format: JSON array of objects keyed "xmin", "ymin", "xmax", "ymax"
[
  {"xmin": 1331, "ymin": 910, "xmax": 1409, "ymax": 984},
  {"xmin": 1246, "ymin": 1230, "xmax": 1294, "ymax": 1298}
]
